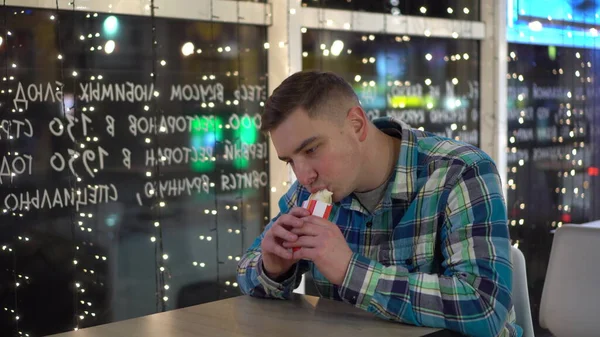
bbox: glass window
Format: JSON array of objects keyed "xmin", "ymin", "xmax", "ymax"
[
  {"xmin": 1, "ymin": 6, "xmax": 268, "ymax": 336},
  {"xmin": 303, "ymin": 29, "xmax": 480, "ymax": 146}
]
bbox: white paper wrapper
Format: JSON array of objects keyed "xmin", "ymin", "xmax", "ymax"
[
  {"xmin": 301, "ymin": 199, "xmax": 333, "ymax": 218},
  {"xmin": 293, "ymin": 199, "xmax": 333, "ymax": 252}
]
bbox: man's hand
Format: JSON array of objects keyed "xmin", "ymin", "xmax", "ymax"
[
  {"xmin": 283, "ymin": 215, "xmax": 353, "ymax": 286},
  {"xmin": 261, "ymin": 207, "xmax": 310, "ymax": 280}
]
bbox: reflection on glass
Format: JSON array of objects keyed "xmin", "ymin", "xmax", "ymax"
[
  {"xmin": 303, "ymin": 29, "xmax": 480, "ymax": 146},
  {"xmin": 0, "ymin": 6, "xmax": 268, "ymax": 336}
]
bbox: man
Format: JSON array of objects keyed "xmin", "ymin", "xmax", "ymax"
[{"xmin": 237, "ymin": 71, "xmax": 521, "ymax": 337}]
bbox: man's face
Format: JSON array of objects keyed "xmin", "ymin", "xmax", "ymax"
[{"xmin": 270, "ymin": 108, "xmax": 363, "ymax": 202}]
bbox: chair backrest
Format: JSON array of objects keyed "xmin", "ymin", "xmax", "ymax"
[
  {"xmin": 539, "ymin": 224, "xmax": 600, "ymax": 337},
  {"xmin": 510, "ymin": 246, "xmax": 535, "ymax": 337},
  {"xmin": 580, "ymin": 220, "xmax": 600, "ymax": 228}
]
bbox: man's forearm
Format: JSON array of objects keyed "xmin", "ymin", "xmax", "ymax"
[
  {"xmin": 236, "ymin": 251, "xmax": 302, "ymax": 299},
  {"xmin": 336, "ymin": 253, "xmax": 517, "ymax": 337}
]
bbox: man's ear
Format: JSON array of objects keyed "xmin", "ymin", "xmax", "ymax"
[{"xmin": 346, "ymin": 106, "xmax": 369, "ymax": 142}]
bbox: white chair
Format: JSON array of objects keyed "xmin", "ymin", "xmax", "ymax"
[
  {"xmin": 539, "ymin": 224, "xmax": 600, "ymax": 337},
  {"xmin": 580, "ymin": 219, "xmax": 600, "ymax": 228},
  {"xmin": 511, "ymin": 246, "xmax": 535, "ymax": 337}
]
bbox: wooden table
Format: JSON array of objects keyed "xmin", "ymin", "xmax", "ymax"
[{"xmin": 49, "ymin": 295, "xmax": 449, "ymax": 337}]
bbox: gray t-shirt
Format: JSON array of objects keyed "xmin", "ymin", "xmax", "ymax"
[
  {"xmin": 354, "ymin": 179, "xmax": 389, "ymax": 213},
  {"xmin": 354, "ymin": 128, "xmax": 402, "ymax": 213}
]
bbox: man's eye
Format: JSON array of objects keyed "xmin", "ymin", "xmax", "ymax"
[{"xmin": 306, "ymin": 146, "xmax": 318, "ymax": 155}]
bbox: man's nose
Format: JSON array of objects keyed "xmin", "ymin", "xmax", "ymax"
[{"xmin": 294, "ymin": 162, "xmax": 317, "ymax": 187}]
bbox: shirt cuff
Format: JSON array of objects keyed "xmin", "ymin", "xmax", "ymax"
[
  {"xmin": 338, "ymin": 253, "xmax": 384, "ymax": 309},
  {"xmin": 256, "ymin": 257, "xmax": 297, "ymax": 297}
]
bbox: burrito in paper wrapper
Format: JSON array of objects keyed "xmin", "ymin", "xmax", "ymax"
[{"xmin": 293, "ymin": 189, "xmax": 333, "ymax": 252}]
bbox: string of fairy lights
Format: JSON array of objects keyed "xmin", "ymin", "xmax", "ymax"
[
  {"xmin": 64, "ymin": 0, "xmax": 84, "ymax": 332},
  {"xmin": 148, "ymin": 0, "xmax": 169, "ymax": 312},
  {"xmin": 1, "ymin": 4, "xmax": 38, "ymax": 337}
]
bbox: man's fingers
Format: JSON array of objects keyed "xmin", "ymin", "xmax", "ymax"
[
  {"xmin": 271, "ymin": 244, "xmax": 293, "ymax": 260},
  {"xmin": 271, "ymin": 225, "xmax": 298, "ymax": 242},
  {"xmin": 289, "ymin": 207, "xmax": 311, "ymax": 217},
  {"xmin": 292, "ymin": 247, "xmax": 315, "ymax": 261},
  {"xmin": 277, "ymin": 213, "xmax": 305, "ymax": 229},
  {"xmin": 282, "ymin": 235, "xmax": 317, "ymax": 248},
  {"xmin": 290, "ymin": 223, "xmax": 321, "ymax": 237},
  {"xmin": 262, "ymin": 235, "xmax": 293, "ymax": 259},
  {"xmin": 301, "ymin": 215, "xmax": 331, "ymax": 227}
]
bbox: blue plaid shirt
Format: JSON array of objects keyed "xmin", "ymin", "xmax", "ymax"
[{"xmin": 237, "ymin": 117, "xmax": 521, "ymax": 337}]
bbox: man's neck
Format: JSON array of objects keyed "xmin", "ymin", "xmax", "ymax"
[{"xmin": 355, "ymin": 126, "xmax": 401, "ymax": 193}]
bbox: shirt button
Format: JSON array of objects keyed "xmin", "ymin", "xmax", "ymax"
[
  {"xmin": 366, "ymin": 221, "xmax": 373, "ymax": 228},
  {"xmin": 405, "ymin": 258, "xmax": 413, "ymax": 265}
]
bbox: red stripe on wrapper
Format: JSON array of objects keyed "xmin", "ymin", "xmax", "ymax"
[
  {"xmin": 307, "ymin": 200, "xmax": 316, "ymax": 214},
  {"xmin": 322, "ymin": 206, "xmax": 332, "ymax": 219}
]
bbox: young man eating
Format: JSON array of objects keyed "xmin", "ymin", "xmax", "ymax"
[{"xmin": 237, "ymin": 71, "xmax": 521, "ymax": 337}]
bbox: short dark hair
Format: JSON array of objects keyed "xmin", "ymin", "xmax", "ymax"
[{"xmin": 261, "ymin": 70, "xmax": 360, "ymax": 132}]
